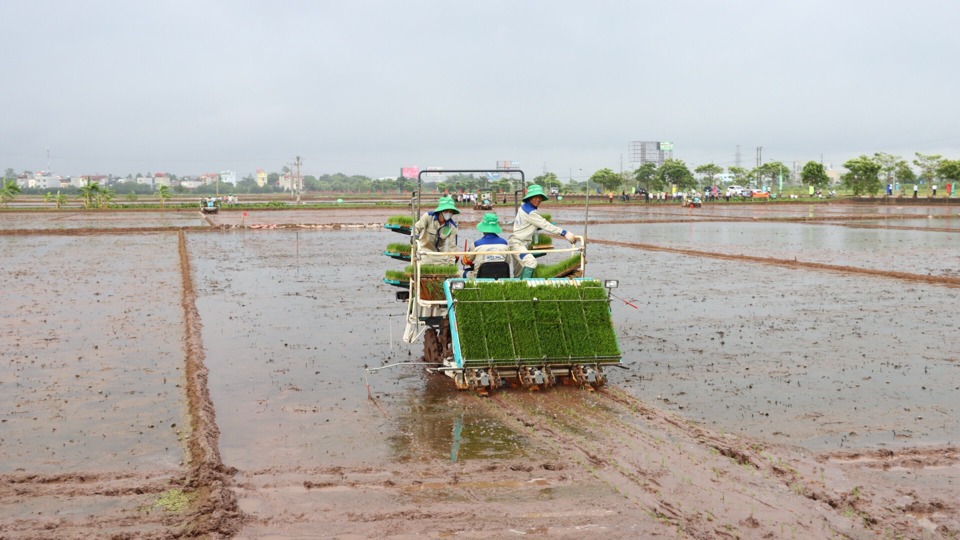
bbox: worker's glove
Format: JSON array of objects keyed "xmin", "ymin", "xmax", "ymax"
[{"xmin": 564, "ymin": 231, "xmax": 576, "ymax": 243}]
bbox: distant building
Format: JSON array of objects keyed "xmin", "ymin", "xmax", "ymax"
[
  {"xmin": 279, "ymin": 173, "xmax": 295, "ymax": 191},
  {"xmin": 256, "ymin": 169, "xmax": 267, "ymax": 187},
  {"xmin": 179, "ymin": 179, "xmax": 203, "ymax": 190},
  {"xmin": 220, "ymin": 171, "xmax": 237, "ymax": 185},
  {"xmin": 199, "ymin": 173, "xmax": 219, "ymax": 185},
  {"xmin": 28, "ymin": 171, "xmax": 63, "ymax": 189},
  {"xmin": 629, "ymin": 141, "xmax": 673, "ymax": 167}
]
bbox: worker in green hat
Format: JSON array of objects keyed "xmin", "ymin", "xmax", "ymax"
[
  {"xmin": 462, "ymin": 212, "xmax": 508, "ymax": 279},
  {"xmin": 413, "ymin": 197, "xmax": 460, "ymax": 264},
  {"xmin": 508, "ymin": 184, "xmax": 577, "ymax": 278}
]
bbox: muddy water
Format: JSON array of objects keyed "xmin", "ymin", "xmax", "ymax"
[
  {"xmin": 592, "ymin": 243, "xmax": 960, "ymax": 449},
  {"xmin": 188, "ymin": 228, "xmax": 540, "ymax": 470},
  {"xmin": 0, "ymin": 233, "xmax": 187, "ymax": 473},
  {"xmin": 586, "ymin": 221, "xmax": 960, "ymax": 277},
  {"xmin": 186, "ymin": 223, "xmax": 959, "ymax": 474}
]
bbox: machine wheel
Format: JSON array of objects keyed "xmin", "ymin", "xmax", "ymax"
[{"xmin": 422, "ymin": 320, "xmax": 452, "ymax": 365}]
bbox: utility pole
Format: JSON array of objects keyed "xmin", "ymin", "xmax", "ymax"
[
  {"xmin": 735, "ymin": 145, "xmax": 741, "ymax": 169},
  {"xmin": 756, "ymin": 147, "xmax": 763, "ymax": 187},
  {"xmin": 295, "ymin": 156, "xmax": 302, "ymax": 204}
]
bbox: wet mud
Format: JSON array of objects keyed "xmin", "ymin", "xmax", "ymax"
[{"xmin": 2, "ymin": 202, "xmax": 958, "ymax": 538}]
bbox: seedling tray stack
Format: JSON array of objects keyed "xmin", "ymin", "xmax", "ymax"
[
  {"xmin": 383, "ymin": 215, "xmax": 413, "ymax": 288},
  {"xmin": 444, "ymin": 278, "xmax": 620, "ymax": 370}
]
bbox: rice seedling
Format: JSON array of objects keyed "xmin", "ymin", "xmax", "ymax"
[
  {"xmin": 385, "ymin": 215, "xmax": 414, "ymax": 227},
  {"xmin": 452, "ymin": 279, "xmax": 619, "ymax": 366},
  {"xmin": 532, "ymin": 254, "xmax": 581, "ymax": 278},
  {"xmin": 405, "ymin": 264, "xmax": 458, "ymax": 276},
  {"xmin": 385, "ymin": 242, "xmax": 411, "ymax": 254},
  {"xmin": 384, "ymin": 269, "xmax": 409, "ymax": 282}
]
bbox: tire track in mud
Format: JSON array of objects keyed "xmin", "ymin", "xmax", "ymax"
[
  {"xmin": 592, "ymin": 238, "xmax": 960, "ymax": 287},
  {"xmin": 177, "ymin": 230, "xmax": 243, "ymax": 536},
  {"xmin": 473, "ymin": 386, "xmax": 927, "ymax": 540},
  {"xmin": 0, "ymin": 470, "xmax": 184, "ymax": 539}
]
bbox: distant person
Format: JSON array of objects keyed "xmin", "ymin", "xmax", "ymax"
[
  {"xmin": 462, "ymin": 213, "xmax": 508, "ymax": 279},
  {"xmin": 933, "ymin": 184, "xmax": 938, "ymax": 196},
  {"xmin": 508, "ymin": 184, "xmax": 577, "ymax": 279},
  {"xmin": 913, "ymin": 184, "xmax": 918, "ymax": 198},
  {"xmin": 413, "ymin": 196, "xmax": 459, "ymax": 265}
]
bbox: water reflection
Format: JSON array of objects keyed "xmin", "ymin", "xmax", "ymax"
[{"xmin": 388, "ymin": 375, "xmax": 528, "ymax": 462}]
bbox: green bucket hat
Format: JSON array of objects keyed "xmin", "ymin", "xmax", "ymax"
[
  {"xmin": 434, "ymin": 198, "xmax": 460, "ymax": 215},
  {"xmin": 476, "ymin": 212, "xmax": 501, "ymax": 234},
  {"xmin": 523, "ymin": 184, "xmax": 547, "ymax": 201}
]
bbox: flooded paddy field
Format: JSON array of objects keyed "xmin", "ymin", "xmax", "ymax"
[
  {"xmin": 2, "ymin": 202, "xmax": 959, "ymax": 538},
  {"xmin": 0, "ymin": 210, "xmax": 207, "ymax": 231}
]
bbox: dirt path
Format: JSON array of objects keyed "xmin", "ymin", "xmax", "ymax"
[{"xmin": 177, "ymin": 230, "xmax": 242, "ymax": 536}]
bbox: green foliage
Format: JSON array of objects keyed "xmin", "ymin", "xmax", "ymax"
[
  {"xmin": 532, "ymin": 254, "xmax": 581, "ymax": 278},
  {"xmin": 694, "ymin": 163, "xmax": 723, "ymax": 182},
  {"xmin": 633, "ymin": 162, "xmax": 659, "ymax": 191},
  {"xmin": 0, "ymin": 179, "xmax": 20, "ymax": 207},
  {"xmin": 386, "ymin": 215, "xmax": 414, "ymax": 226},
  {"xmin": 937, "ymin": 159, "xmax": 960, "ymax": 182},
  {"xmin": 532, "ymin": 172, "xmax": 561, "ymax": 190},
  {"xmin": 842, "ymin": 155, "xmax": 883, "ymax": 196},
  {"xmin": 156, "ymin": 185, "xmax": 171, "ymax": 208},
  {"xmin": 727, "ymin": 166, "xmax": 748, "ymax": 184},
  {"xmin": 453, "ymin": 280, "xmax": 620, "ymax": 366},
  {"xmin": 800, "ymin": 161, "xmax": 830, "ymax": 189},
  {"xmin": 589, "ymin": 168, "xmax": 622, "ymax": 192},
  {"xmin": 913, "ymin": 152, "xmax": 942, "ymax": 182},
  {"xmin": 385, "ymin": 242, "xmax": 411, "ymax": 254},
  {"xmin": 655, "ymin": 159, "xmax": 696, "ymax": 190}
]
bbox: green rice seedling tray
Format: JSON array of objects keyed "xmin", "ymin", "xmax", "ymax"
[
  {"xmin": 384, "ymin": 215, "xmax": 413, "ymax": 235},
  {"xmin": 383, "ymin": 241, "xmax": 411, "ymax": 261},
  {"xmin": 444, "ymin": 278, "xmax": 620, "ymax": 368},
  {"xmin": 532, "ymin": 254, "xmax": 582, "ymax": 279}
]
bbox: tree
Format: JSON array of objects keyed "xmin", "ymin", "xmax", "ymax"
[
  {"xmin": 800, "ymin": 161, "xmax": 830, "ymax": 190},
  {"xmin": 78, "ymin": 182, "xmax": 101, "ymax": 209},
  {"xmin": 913, "ymin": 152, "xmax": 942, "ymax": 183},
  {"xmin": 751, "ymin": 161, "xmax": 788, "ymax": 188},
  {"xmin": 655, "ymin": 159, "xmax": 695, "ymax": 190},
  {"xmin": 633, "ymin": 163, "xmax": 658, "ymax": 192},
  {"xmin": 589, "ymin": 168, "xmax": 622, "ymax": 193},
  {"xmin": 938, "ymin": 159, "xmax": 960, "ymax": 183},
  {"xmin": 1, "ymin": 179, "xmax": 21, "ymax": 207},
  {"xmin": 841, "ymin": 156, "xmax": 882, "ymax": 196},
  {"xmin": 727, "ymin": 166, "xmax": 748, "ymax": 184},
  {"xmin": 157, "ymin": 185, "xmax": 171, "ymax": 208},
  {"xmin": 54, "ymin": 191, "xmax": 66, "ymax": 209},
  {"xmin": 895, "ymin": 161, "xmax": 916, "ymax": 186},
  {"xmin": 4, "ymin": 168, "xmax": 15, "ymax": 179},
  {"xmin": 694, "ymin": 163, "xmax": 723, "ymax": 185},
  {"xmin": 873, "ymin": 152, "xmax": 901, "ymax": 186},
  {"xmin": 532, "ymin": 172, "xmax": 562, "ymax": 191},
  {"xmin": 43, "ymin": 191, "xmax": 55, "ymax": 208},
  {"xmin": 98, "ymin": 186, "xmax": 116, "ymax": 208}
]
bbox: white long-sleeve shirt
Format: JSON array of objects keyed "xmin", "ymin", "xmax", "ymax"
[{"xmin": 509, "ymin": 201, "xmax": 566, "ymax": 246}]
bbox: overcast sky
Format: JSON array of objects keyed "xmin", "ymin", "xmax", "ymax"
[{"xmin": 2, "ymin": 0, "xmax": 958, "ymax": 180}]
